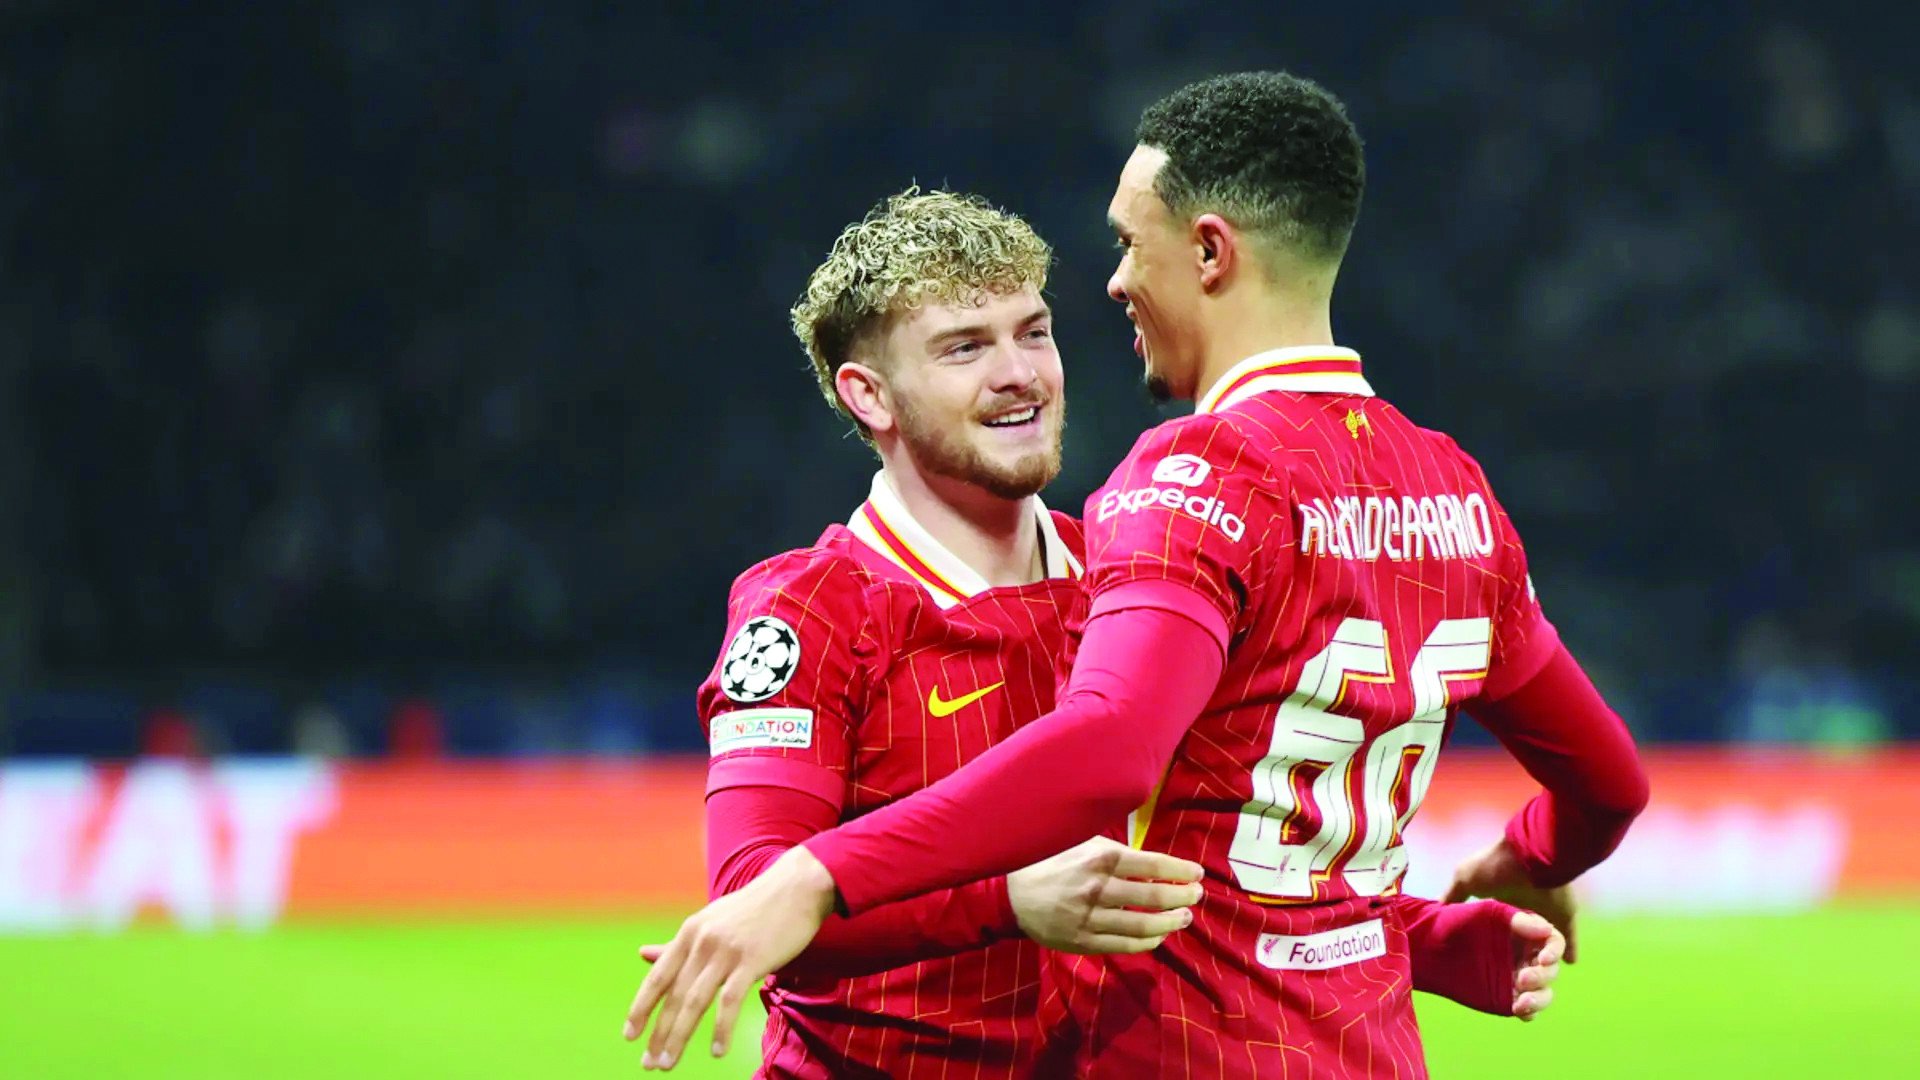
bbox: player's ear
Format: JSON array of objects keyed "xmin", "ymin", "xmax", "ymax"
[
  {"xmin": 836, "ymin": 362, "xmax": 896, "ymax": 435},
  {"xmin": 1193, "ymin": 213, "xmax": 1235, "ymax": 292}
]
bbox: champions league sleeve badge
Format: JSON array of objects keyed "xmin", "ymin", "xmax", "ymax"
[{"xmin": 720, "ymin": 615, "xmax": 801, "ymax": 703}]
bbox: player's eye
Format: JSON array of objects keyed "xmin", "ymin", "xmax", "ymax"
[
  {"xmin": 1023, "ymin": 326, "xmax": 1052, "ymax": 342},
  {"xmin": 945, "ymin": 340, "xmax": 983, "ymax": 359}
]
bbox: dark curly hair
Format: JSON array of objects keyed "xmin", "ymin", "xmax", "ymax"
[{"xmin": 1136, "ymin": 71, "xmax": 1365, "ymax": 264}]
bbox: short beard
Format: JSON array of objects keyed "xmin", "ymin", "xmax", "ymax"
[
  {"xmin": 896, "ymin": 396, "xmax": 1064, "ymax": 500},
  {"xmin": 1145, "ymin": 372, "xmax": 1173, "ymax": 404}
]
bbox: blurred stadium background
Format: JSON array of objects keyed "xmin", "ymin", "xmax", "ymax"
[{"xmin": 1, "ymin": 3, "xmax": 1916, "ymax": 1077}]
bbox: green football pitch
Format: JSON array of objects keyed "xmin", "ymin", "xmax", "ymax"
[{"xmin": 1, "ymin": 906, "xmax": 1912, "ymax": 1078}]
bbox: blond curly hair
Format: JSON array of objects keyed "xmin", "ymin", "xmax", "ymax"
[{"xmin": 790, "ymin": 188, "xmax": 1052, "ymax": 442}]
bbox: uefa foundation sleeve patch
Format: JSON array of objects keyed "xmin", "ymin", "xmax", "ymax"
[{"xmin": 709, "ymin": 707, "xmax": 816, "ymax": 755}]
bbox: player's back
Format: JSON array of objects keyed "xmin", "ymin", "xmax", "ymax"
[{"xmin": 1065, "ymin": 349, "xmax": 1559, "ymax": 1079}]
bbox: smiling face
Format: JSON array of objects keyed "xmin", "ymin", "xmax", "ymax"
[
  {"xmin": 877, "ymin": 284, "xmax": 1065, "ymax": 499},
  {"xmin": 1107, "ymin": 145, "xmax": 1207, "ymax": 403},
  {"xmin": 792, "ymin": 188, "xmax": 1062, "ymax": 500}
]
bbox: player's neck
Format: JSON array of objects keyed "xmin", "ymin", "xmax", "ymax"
[
  {"xmin": 1193, "ymin": 290, "xmax": 1337, "ymax": 403},
  {"xmin": 881, "ymin": 465, "xmax": 1041, "ymax": 587}
]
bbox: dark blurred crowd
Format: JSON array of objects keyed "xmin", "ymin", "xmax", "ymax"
[{"xmin": 1, "ymin": 3, "xmax": 1914, "ymax": 756}]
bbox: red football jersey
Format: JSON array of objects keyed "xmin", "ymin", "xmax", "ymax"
[
  {"xmin": 1051, "ymin": 347, "xmax": 1560, "ymax": 1079},
  {"xmin": 697, "ymin": 473, "xmax": 1087, "ymax": 1080}
]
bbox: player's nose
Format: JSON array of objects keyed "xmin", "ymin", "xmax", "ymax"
[
  {"xmin": 988, "ymin": 342, "xmax": 1038, "ymax": 393},
  {"xmin": 1106, "ymin": 270, "xmax": 1127, "ymax": 304}
]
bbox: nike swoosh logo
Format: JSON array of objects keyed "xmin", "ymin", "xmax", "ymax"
[{"xmin": 927, "ymin": 681, "xmax": 1005, "ymax": 718}]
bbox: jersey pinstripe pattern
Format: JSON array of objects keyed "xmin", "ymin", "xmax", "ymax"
[
  {"xmin": 699, "ymin": 482, "xmax": 1087, "ymax": 1080},
  {"xmin": 1050, "ymin": 347, "xmax": 1558, "ymax": 1079}
]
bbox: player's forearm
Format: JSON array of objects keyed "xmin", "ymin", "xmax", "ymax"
[
  {"xmin": 804, "ymin": 606, "xmax": 1224, "ymax": 916},
  {"xmin": 1392, "ymin": 894, "xmax": 1517, "ymax": 1016},
  {"xmin": 1473, "ymin": 645, "xmax": 1651, "ymax": 887},
  {"xmin": 1501, "ymin": 788, "xmax": 1640, "ymax": 889},
  {"xmin": 803, "ymin": 691, "xmax": 1157, "ymax": 915},
  {"xmin": 781, "ymin": 877, "xmax": 1017, "ymax": 979},
  {"xmin": 706, "ymin": 784, "xmax": 1021, "ymax": 975}
]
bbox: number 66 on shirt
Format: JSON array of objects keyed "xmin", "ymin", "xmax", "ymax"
[{"xmin": 1228, "ymin": 616, "xmax": 1492, "ymax": 900}]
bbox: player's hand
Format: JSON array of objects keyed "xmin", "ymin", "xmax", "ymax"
[
  {"xmin": 1007, "ymin": 836, "xmax": 1204, "ymax": 954},
  {"xmin": 1507, "ymin": 909, "xmax": 1564, "ymax": 1021},
  {"xmin": 1443, "ymin": 837, "xmax": 1579, "ymax": 963},
  {"xmin": 622, "ymin": 846, "xmax": 837, "ymax": 1070}
]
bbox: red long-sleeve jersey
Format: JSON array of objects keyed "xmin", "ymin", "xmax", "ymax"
[
  {"xmin": 807, "ymin": 349, "xmax": 1648, "ymax": 1079},
  {"xmin": 705, "ymin": 463, "xmax": 1535, "ymax": 1078},
  {"xmin": 697, "ymin": 474, "xmax": 1086, "ymax": 1079}
]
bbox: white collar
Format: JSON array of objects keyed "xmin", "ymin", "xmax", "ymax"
[
  {"xmin": 847, "ymin": 472, "xmax": 1081, "ymax": 609},
  {"xmin": 1196, "ymin": 345, "xmax": 1373, "ymax": 414}
]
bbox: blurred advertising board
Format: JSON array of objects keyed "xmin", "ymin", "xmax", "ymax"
[{"xmin": 2, "ymin": 750, "xmax": 1915, "ymax": 932}]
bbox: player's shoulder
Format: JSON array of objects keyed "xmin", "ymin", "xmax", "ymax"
[
  {"xmin": 702, "ymin": 533, "xmax": 883, "ymax": 725},
  {"xmin": 724, "ymin": 527, "xmax": 883, "ymax": 617},
  {"xmin": 1119, "ymin": 411, "xmax": 1279, "ymax": 477},
  {"xmin": 1400, "ymin": 419, "xmax": 1497, "ymax": 488},
  {"xmin": 1407, "ymin": 421, "xmax": 1469, "ymax": 460},
  {"xmin": 709, "ymin": 529, "xmax": 892, "ymax": 702}
]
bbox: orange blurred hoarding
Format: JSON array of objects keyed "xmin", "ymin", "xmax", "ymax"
[
  {"xmin": 289, "ymin": 762, "xmax": 707, "ymax": 915},
  {"xmin": 0, "ymin": 761, "xmax": 708, "ymax": 932},
  {"xmin": 1402, "ymin": 746, "xmax": 1920, "ymax": 910},
  {"xmin": 1, "ymin": 749, "xmax": 1916, "ymax": 932}
]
